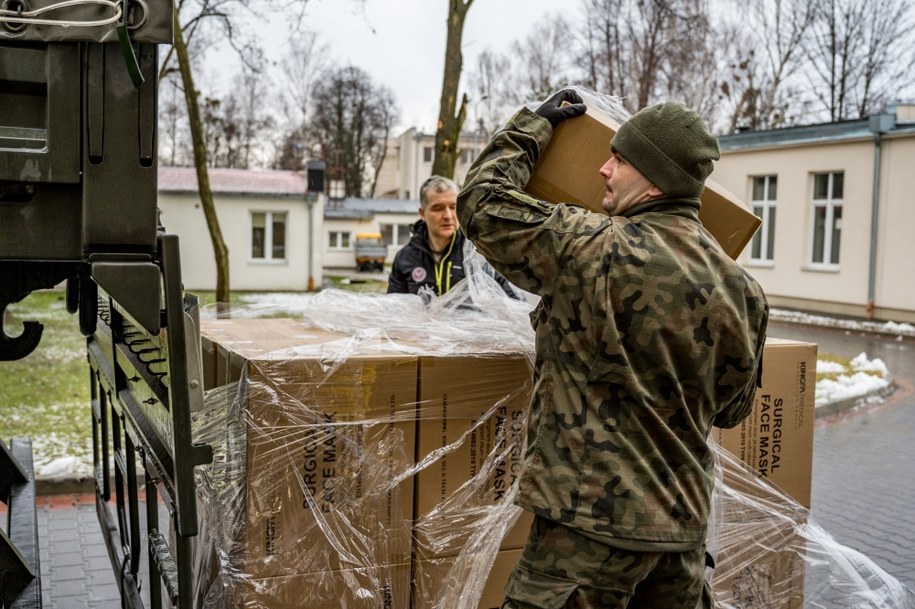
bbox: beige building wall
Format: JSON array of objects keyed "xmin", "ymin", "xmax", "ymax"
[
  {"xmin": 716, "ymin": 130, "xmax": 915, "ymax": 322},
  {"xmin": 876, "ymin": 134, "xmax": 915, "ymax": 317},
  {"xmin": 376, "ymin": 129, "xmax": 488, "ymax": 200},
  {"xmin": 158, "ymin": 193, "xmax": 324, "ymax": 292}
]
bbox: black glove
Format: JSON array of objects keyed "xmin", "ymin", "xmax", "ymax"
[{"xmin": 535, "ymin": 89, "xmax": 587, "ymax": 127}]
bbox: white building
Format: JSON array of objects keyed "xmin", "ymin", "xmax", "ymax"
[
  {"xmin": 158, "ymin": 168, "xmax": 421, "ymax": 290},
  {"xmin": 157, "ymin": 167, "xmax": 324, "ymax": 292},
  {"xmin": 715, "ymin": 103, "xmax": 915, "ymax": 323}
]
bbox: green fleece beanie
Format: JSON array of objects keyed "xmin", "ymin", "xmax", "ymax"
[{"xmin": 610, "ymin": 101, "xmax": 720, "ymax": 199}]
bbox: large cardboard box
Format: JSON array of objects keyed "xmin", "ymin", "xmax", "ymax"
[
  {"xmin": 413, "ymin": 355, "xmax": 534, "ymax": 559},
  {"xmin": 525, "ymin": 105, "xmax": 761, "ymax": 260},
  {"xmin": 712, "ymin": 338, "xmax": 817, "ymax": 508},
  {"xmin": 199, "ymin": 319, "xmax": 418, "ymax": 580},
  {"xmin": 413, "ymin": 549, "xmax": 521, "ymax": 609}
]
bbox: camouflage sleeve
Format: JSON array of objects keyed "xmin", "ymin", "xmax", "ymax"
[
  {"xmin": 457, "ymin": 108, "xmax": 609, "ymax": 298},
  {"xmin": 713, "ymin": 310, "xmax": 770, "ymax": 429}
]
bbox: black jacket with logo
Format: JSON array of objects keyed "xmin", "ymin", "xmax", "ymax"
[{"xmin": 387, "ymin": 221, "xmax": 517, "ymax": 298}]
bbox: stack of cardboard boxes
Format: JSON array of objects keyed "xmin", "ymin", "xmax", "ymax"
[
  {"xmin": 198, "ymin": 321, "xmax": 417, "ymax": 607},
  {"xmin": 197, "ymin": 317, "xmax": 816, "ymax": 609},
  {"xmin": 198, "ymin": 318, "xmax": 537, "ymax": 608}
]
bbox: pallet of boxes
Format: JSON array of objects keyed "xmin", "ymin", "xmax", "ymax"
[
  {"xmin": 190, "ymin": 95, "xmax": 816, "ymax": 609},
  {"xmin": 194, "ymin": 315, "xmax": 538, "ymax": 608}
]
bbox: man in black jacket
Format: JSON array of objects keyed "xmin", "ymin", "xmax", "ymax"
[{"xmin": 387, "ymin": 175, "xmax": 517, "ymax": 298}]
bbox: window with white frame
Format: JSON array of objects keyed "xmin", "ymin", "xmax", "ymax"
[
  {"xmin": 810, "ymin": 172, "xmax": 843, "ymax": 266},
  {"xmin": 379, "ymin": 223, "xmax": 414, "ymax": 247},
  {"xmin": 251, "ymin": 211, "xmax": 287, "ymax": 261},
  {"xmin": 749, "ymin": 175, "xmax": 777, "ymax": 262},
  {"xmin": 328, "ymin": 231, "xmax": 351, "ymax": 250},
  {"xmin": 423, "ymin": 146, "xmax": 434, "ymax": 163}
]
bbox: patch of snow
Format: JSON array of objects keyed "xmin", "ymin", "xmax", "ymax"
[
  {"xmin": 849, "ymin": 352, "xmax": 889, "ymax": 376},
  {"xmin": 815, "ymin": 372, "xmax": 890, "ymax": 407},
  {"xmin": 770, "ymin": 308, "xmax": 915, "ymax": 338},
  {"xmin": 881, "ymin": 320, "xmax": 915, "ymax": 333},
  {"xmin": 816, "ymin": 360, "xmax": 847, "ymax": 375},
  {"xmin": 37, "ymin": 455, "xmax": 92, "ymax": 480}
]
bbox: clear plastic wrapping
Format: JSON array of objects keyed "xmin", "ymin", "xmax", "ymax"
[{"xmin": 189, "ymin": 243, "xmax": 915, "ymax": 608}]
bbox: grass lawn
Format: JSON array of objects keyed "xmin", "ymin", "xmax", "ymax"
[{"xmin": 1, "ymin": 289, "xmax": 93, "ymax": 475}]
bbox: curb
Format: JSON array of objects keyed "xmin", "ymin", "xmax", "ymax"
[{"xmin": 813, "ymin": 380, "xmax": 898, "ymax": 420}]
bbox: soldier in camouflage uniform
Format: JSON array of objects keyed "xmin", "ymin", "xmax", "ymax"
[{"xmin": 457, "ymin": 90, "xmax": 769, "ymax": 608}]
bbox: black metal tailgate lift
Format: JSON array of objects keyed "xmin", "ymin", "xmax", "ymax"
[{"xmin": 1, "ymin": 2, "xmax": 212, "ymax": 607}]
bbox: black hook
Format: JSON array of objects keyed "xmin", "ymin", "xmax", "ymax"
[{"xmin": 0, "ymin": 305, "xmax": 44, "ymax": 361}]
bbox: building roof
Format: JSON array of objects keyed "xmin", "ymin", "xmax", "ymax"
[
  {"xmin": 719, "ymin": 105, "xmax": 915, "ymax": 152},
  {"xmin": 159, "ymin": 166, "xmax": 307, "ymax": 197},
  {"xmin": 324, "ymin": 197, "xmax": 419, "ymax": 220}
]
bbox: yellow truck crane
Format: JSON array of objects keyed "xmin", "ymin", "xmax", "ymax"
[{"xmin": 354, "ymin": 232, "xmax": 388, "ymax": 272}]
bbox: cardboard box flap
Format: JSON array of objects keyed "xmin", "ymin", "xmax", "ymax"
[{"xmin": 525, "ymin": 104, "xmax": 761, "ymax": 260}]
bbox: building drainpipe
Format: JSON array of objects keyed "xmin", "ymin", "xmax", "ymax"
[
  {"xmin": 306, "ymin": 196, "xmax": 315, "ymax": 291},
  {"xmin": 866, "ymin": 112, "xmax": 894, "ymax": 319}
]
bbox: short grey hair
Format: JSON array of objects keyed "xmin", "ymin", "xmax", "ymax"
[{"xmin": 419, "ymin": 175, "xmax": 458, "ymax": 208}]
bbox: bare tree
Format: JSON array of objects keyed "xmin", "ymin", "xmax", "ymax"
[
  {"xmin": 579, "ymin": 0, "xmax": 715, "ymax": 113},
  {"xmin": 716, "ymin": 0, "xmax": 815, "ymax": 130},
  {"xmin": 510, "ymin": 14, "xmax": 577, "ymax": 102},
  {"xmin": 431, "ymin": 0, "xmax": 474, "ymax": 179},
  {"xmin": 197, "ymin": 59, "xmax": 275, "ymax": 169},
  {"xmin": 170, "ymin": 7, "xmax": 231, "ymax": 305},
  {"xmin": 466, "ymin": 15, "xmax": 577, "ymax": 138},
  {"xmin": 580, "ymin": 0, "xmax": 628, "ymax": 101},
  {"xmin": 466, "ymin": 50, "xmax": 517, "ymax": 138},
  {"xmin": 309, "ymin": 66, "xmax": 398, "ymax": 198},
  {"xmin": 158, "ymin": 75, "xmax": 192, "ymax": 166},
  {"xmin": 273, "ymin": 31, "xmax": 329, "ymax": 170},
  {"xmin": 848, "ymin": 0, "xmax": 914, "ymax": 116},
  {"xmin": 804, "ymin": 0, "xmax": 915, "ymax": 120}
]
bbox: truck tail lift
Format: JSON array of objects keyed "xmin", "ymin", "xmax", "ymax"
[{"xmin": 1, "ymin": 2, "xmax": 213, "ymax": 607}]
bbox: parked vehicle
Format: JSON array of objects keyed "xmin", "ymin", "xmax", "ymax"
[{"xmin": 354, "ymin": 233, "xmax": 387, "ymax": 272}]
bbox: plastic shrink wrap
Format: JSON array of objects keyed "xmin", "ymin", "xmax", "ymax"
[{"xmin": 188, "ymin": 220, "xmax": 914, "ymax": 608}]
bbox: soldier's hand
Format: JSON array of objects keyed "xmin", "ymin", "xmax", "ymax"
[{"xmin": 535, "ymin": 89, "xmax": 587, "ymax": 127}]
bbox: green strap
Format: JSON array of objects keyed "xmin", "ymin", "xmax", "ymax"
[{"xmin": 116, "ymin": 1, "xmax": 144, "ymax": 88}]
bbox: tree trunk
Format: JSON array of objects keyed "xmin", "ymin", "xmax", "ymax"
[
  {"xmin": 173, "ymin": 11, "xmax": 231, "ymax": 308},
  {"xmin": 431, "ymin": 0, "xmax": 473, "ymax": 179}
]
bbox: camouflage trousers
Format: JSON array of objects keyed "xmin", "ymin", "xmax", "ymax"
[{"xmin": 502, "ymin": 516, "xmax": 713, "ymax": 609}]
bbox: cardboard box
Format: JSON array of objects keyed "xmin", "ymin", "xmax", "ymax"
[
  {"xmin": 525, "ymin": 105, "xmax": 761, "ymax": 260},
  {"xmin": 413, "ymin": 355, "xmax": 534, "ymax": 559},
  {"xmin": 234, "ymin": 561, "xmax": 411, "ymax": 609},
  {"xmin": 199, "ymin": 319, "xmax": 418, "ymax": 580},
  {"xmin": 205, "ymin": 318, "xmax": 354, "ymax": 387},
  {"xmin": 412, "ymin": 549, "xmax": 521, "ymax": 609},
  {"xmin": 712, "ymin": 338, "xmax": 817, "ymax": 508},
  {"xmin": 711, "ymin": 435, "xmax": 809, "ymax": 609}
]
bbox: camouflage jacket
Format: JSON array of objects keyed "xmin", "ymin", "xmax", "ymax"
[{"xmin": 457, "ymin": 109, "xmax": 769, "ymax": 550}]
